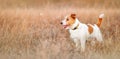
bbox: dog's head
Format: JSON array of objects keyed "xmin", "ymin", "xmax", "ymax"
[{"xmin": 60, "ymin": 14, "xmax": 76, "ymax": 29}]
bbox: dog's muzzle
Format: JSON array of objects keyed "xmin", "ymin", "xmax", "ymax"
[{"xmin": 60, "ymin": 22, "xmax": 63, "ymax": 25}]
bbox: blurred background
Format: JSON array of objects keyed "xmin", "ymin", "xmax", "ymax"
[{"xmin": 0, "ymin": 0, "xmax": 120, "ymax": 9}]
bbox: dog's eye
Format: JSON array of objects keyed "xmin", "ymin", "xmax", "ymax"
[{"xmin": 66, "ymin": 18, "xmax": 69, "ymax": 21}]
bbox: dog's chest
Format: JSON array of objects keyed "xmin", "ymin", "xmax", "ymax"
[
  {"xmin": 69, "ymin": 29, "xmax": 82, "ymax": 39},
  {"xmin": 68, "ymin": 25, "xmax": 90, "ymax": 39}
]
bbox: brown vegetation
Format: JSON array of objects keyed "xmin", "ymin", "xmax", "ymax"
[{"xmin": 0, "ymin": 0, "xmax": 120, "ymax": 59}]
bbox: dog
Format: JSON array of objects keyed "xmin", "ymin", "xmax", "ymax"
[{"xmin": 60, "ymin": 13, "xmax": 104, "ymax": 52}]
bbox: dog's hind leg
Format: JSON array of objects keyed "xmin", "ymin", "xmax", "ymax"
[{"xmin": 96, "ymin": 31, "xmax": 103, "ymax": 43}]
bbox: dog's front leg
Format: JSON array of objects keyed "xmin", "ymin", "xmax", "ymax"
[
  {"xmin": 80, "ymin": 38, "xmax": 86, "ymax": 52},
  {"xmin": 73, "ymin": 39, "xmax": 80, "ymax": 48}
]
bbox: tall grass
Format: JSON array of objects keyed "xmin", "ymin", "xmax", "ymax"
[
  {"xmin": 0, "ymin": 8, "xmax": 120, "ymax": 59},
  {"xmin": 0, "ymin": 0, "xmax": 120, "ymax": 59},
  {"xmin": 0, "ymin": 0, "xmax": 120, "ymax": 9}
]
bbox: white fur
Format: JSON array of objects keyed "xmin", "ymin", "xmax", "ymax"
[
  {"xmin": 61, "ymin": 14, "xmax": 103, "ymax": 52},
  {"xmin": 99, "ymin": 13, "xmax": 104, "ymax": 18}
]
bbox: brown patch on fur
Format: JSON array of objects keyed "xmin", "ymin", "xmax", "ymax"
[
  {"xmin": 66, "ymin": 15, "xmax": 76, "ymax": 26},
  {"xmin": 87, "ymin": 25, "xmax": 93, "ymax": 34},
  {"xmin": 71, "ymin": 14, "xmax": 76, "ymax": 19},
  {"xmin": 97, "ymin": 18, "xmax": 102, "ymax": 27}
]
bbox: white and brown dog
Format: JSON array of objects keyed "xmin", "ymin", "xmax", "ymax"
[{"xmin": 61, "ymin": 13, "xmax": 104, "ymax": 52}]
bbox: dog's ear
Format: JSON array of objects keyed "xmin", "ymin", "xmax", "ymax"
[{"xmin": 71, "ymin": 14, "xmax": 76, "ymax": 19}]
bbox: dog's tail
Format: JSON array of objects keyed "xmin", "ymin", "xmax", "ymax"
[{"xmin": 96, "ymin": 13, "xmax": 104, "ymax": 27}]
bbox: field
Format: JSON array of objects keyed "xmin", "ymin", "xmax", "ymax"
[{"xmin": 0, "ymin": 0, "xmax": 120, "ymax": 59}]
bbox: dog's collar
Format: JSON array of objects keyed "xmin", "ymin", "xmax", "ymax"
[{"xmin": 72, "ymin": 24, "xmax": 79, "ymax": 30}]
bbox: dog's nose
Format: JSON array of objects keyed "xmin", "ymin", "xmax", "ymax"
[{"xmin": 60, "ymin": 22, "xmax": 63, "ymax": 24}]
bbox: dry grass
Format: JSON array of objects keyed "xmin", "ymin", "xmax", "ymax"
[
  {"xmin": 0, "ymin": 0, "xmax": 120, "ymax": 59},
  {"xmin": 0, "ymin": 0, "xmax": 120, "ymax": 9}
]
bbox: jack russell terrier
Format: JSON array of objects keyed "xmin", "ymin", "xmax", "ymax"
[{"xmin": 60, "ymin": 13, "xmax": 104, "ymax": 52}]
